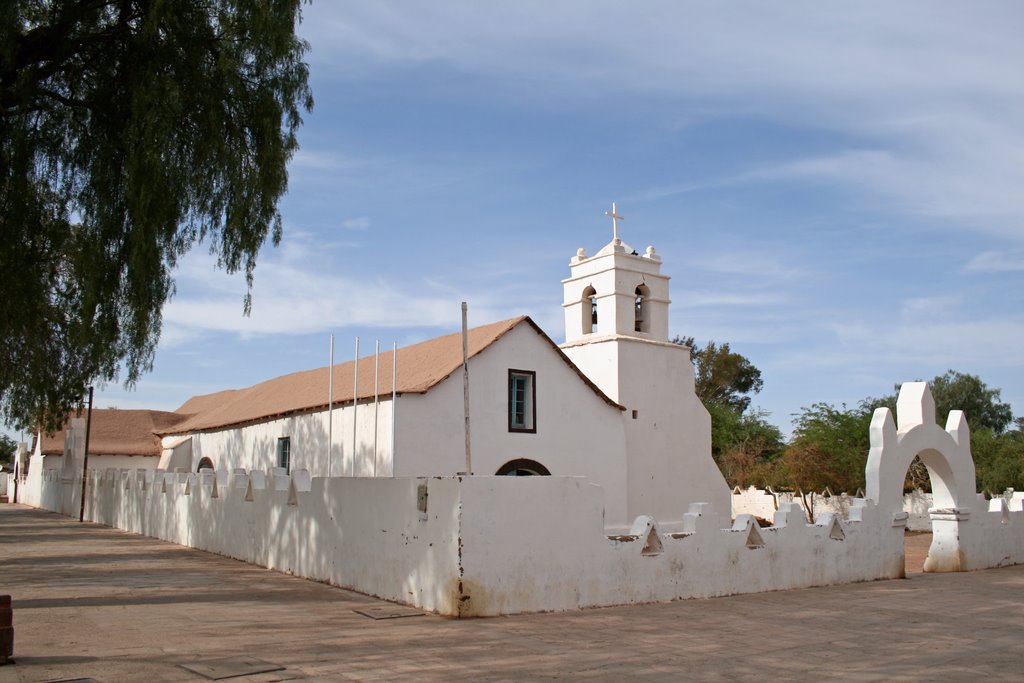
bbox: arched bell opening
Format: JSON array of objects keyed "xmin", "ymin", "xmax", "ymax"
[
  {"xmin": 634, "ymin": 284, "xmax": 650, "ymax": 333},
  {"xmin": 582, "ymin": 285, "xmax": 597, "ymax": 334}
]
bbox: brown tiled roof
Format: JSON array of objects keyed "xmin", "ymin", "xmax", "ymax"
[
  {"xmin": 161, "ymin": 316, "xmax": 620, "ymax": 435},
  {"xmin": 176, "ymin": 388, "xmax": 243, "ymax": 416},
  {"xmin": 40, "ymin": 409, "xmax": 186, "ymax": 457}
]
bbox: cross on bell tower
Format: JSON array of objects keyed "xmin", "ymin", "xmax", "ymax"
[
  {"xmin": 561, "ymin": 204, "xmax": 670, "ymax": 343},
  {"xmin": 605, "ymin": 202, "xmax": 623, "ymax": 245}
]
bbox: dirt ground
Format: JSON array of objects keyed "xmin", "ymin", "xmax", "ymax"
[
  {"xmin": 904, "ymin": 530, "xmax": 932, "ymax": 573},
  {"xmin": 5, "ymin": 508, "xmax": 1023, "ymax": 682}
]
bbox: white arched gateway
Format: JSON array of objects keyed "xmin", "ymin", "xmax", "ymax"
[{"xmin": 866, "ymin": 382, "xmax": 1023, "ymax": 572}]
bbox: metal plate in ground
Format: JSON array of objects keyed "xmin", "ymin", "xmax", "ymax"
[
  {"xmin": 353, "ymin": 605, "xmax": 426, "ymax": 620},
  {"xmin": 179, "ymin": 656, "xmax": 285, "ymax": 680}
]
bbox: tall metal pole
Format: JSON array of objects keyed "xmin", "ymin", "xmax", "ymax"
[
  {"xmin": 78, "ymin": 386, "xmax": 93, "ymax": 522},
  {"xmin": 373, "ymin": 339, "xmax": 380, "ymax": 477},
  {"xmin": 328, "ymin": 333, "xmax": 334, "ymax": 477},
  {"xmin": 462, "ymin": 302, "xmax": 472, "ymax": 475},
  {"xmin": 390, "ymin": 341, "xmax": 397, "ymax": 469},
  {"xmin": 351, "ymin": 337, "xmax": 359, "ymax": 477}
]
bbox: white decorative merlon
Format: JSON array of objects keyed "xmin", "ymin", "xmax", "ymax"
[{"xmin": 896, "ymin": 381, "xmax": 935, "ymax": 431}]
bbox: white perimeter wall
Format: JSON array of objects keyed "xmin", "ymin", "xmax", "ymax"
[{"xmin": 23, "ymin": 469, "xmax": 1024, "ymax": 617}]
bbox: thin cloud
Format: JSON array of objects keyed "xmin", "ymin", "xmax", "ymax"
[
  {"xmin": 302, "ymin": 3, "xmax": 1024, "ymax": 242},
  {"xmin": 964, "ymin": 250, "xmax": 1024, "ymax": 273},
  {"xmin": 341, "ymin": 216, "xmax": 371, "ymax": 231}
]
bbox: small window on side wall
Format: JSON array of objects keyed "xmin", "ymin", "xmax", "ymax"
[
  {"xmin": 277, "ymin": 437, "xmax": 291, "ymax": 474},
  {"xmin": 508, "ymin": 369, "xmax": 536, "ymax": 433}
]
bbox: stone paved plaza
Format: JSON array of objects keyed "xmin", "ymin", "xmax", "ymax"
[{"xmin": 1, "ymin": 504, "xmax": 1022, "ymax": 682}]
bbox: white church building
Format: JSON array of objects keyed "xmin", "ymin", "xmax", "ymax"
[
  {"xmin": 12, "ymin": 211, "xmax": 1024, "ymax": 617},
  {"xmin": 152, "ymin": 223, "xmax": 730, "ymax": 530}
]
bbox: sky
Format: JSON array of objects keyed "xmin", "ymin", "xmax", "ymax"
[{"xmin": 8, "ymin": 1, "xmax": 1024, "ymax": 443}]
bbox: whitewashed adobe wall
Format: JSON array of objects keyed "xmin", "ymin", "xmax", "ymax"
[
  {"xmin": 21, "ymin": 465, "xmax": 1024, "ymax": 617},
  {"xmin": 177, "ymin": 399, "xmax": 394, "ymax": 479},
  {"xmin": 25, "ymin": 469, "xmax": 910, "ymax": 616},
  {"xmin": 562, "ymin": 336, "xmax": 731, "ymax": 526}
]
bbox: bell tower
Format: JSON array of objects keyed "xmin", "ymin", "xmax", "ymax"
[
  {"xmin": 562, "ymin": 203, "xmax": 671, "ymax": 343},
  {"xmin": 559, "ymin": 204, "xmax": 731, "ymax": 528}
]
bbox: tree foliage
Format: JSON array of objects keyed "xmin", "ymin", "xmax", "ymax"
[
  {"xmin": 776, "ymin": 402, "xmax": 873, "ymax": 494},
  {"xmin": 707, "ymin": 403, "xmax": 783, "ymax": 489},
  {"xmin": 672, "ymin": 336, "xmax": 777, "ymax": 487},
  {"xmin": 1, "ymin": 1, "xmax": 313, "ymax": 433},
  {"xmin": 0, "ymin": 434, "xmax": 16, "ymax": 466},
  {"xmin": 673, "ymin": 336, "xmax": 763, "ymax": 412},
  {"xmin": 971, "ymin": 426, "xmax": 1024, "ymax": 494}
]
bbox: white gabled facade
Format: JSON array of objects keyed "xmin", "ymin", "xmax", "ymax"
[{"xmin": 394, "ymin": 321, "xmax": 629, "ymax": 524}]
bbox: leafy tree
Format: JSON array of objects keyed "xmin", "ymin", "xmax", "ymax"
[
  {"xmin": 971, "ymin": 427, "xmax": 1024, "ymax": 494},
  {"xmin": 925, "ymin": 370, "xmax": 1013, "ymax": 434},
  {"xmin": 776, "ymin": 401, "xmax": 873, "ymax": 495},
  {"xmin": 707, "ymin": 403, "xmax": 783, "ymax": 488},
  {"xmin": 0, "ymin": 434, "xmax": 16, "ymax": 466},
  {"xmin": 673, "ymin": 336, "xmax": 763, "ymax": 412},
  {"xmin": 672, "ymin": 336, "xmax": 778, "ymax": 487},
  {"xmin": 1, "ymin": 1, "xmax": 313, "ymax": 433}
]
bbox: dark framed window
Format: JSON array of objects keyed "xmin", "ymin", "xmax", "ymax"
[
  {"xmin": 508, "ymin": 369, "xmax": 536, "ymax": 433},
  {"xmin": 277, "ymin": 437, "xmax": 291, "ymax": 473}
]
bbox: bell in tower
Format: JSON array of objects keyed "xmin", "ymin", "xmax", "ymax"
[{"xmin": 561, "ymin": 203, "xmax": 670, "ymax": 344}]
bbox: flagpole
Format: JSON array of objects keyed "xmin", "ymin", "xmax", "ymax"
[
  {"xmin": 351, "ymin": 337, "xmax": 359, "ymax": 477},
  {"xmin": 390, "ymin": 341, "xmax": 397, "ymax": 469},
  {"xmin": 327, "ymin": 333, "xmax": 334, "ymax": 477},
  {"xmin": 373, "ymin": 339, "xmax": 380, "ymax": 477}
]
